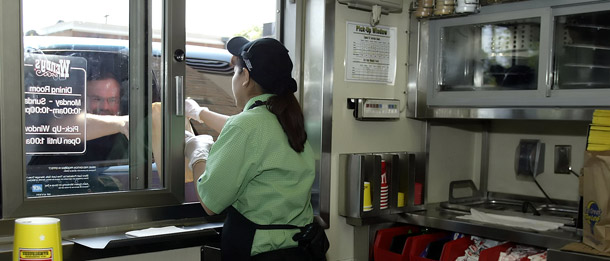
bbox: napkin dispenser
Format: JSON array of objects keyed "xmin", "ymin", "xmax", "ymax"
[{"xmin": 515, "ymin": 139, "xmax": 545, "ymax": 177}]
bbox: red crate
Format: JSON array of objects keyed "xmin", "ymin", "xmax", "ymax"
[
  {"xmin": 439, "ymin": 237, "xmax": 474, "ymax": 261},
  {"xmin": 373, "ymin": 226, "xmax": 420, "ymax": 261},
  {"xmin": 405, "ymin": 232, "xmax": 450, "ymax": 261}
]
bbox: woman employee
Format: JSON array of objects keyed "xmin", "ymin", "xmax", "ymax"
[{"xmin": 184, "ymin": 36, "xmax": 318, "ymax": 260}]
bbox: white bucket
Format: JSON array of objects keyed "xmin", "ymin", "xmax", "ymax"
[{"xmin": 13, "ymin": 217, "xmax": 62, "ymax": 261}]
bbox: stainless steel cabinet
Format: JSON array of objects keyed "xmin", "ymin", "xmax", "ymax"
[
  {"xmin": 553, "ymin": 5, "xmax": 610, "ymax": 91},
  {"xmin": 415, "ymin": 0, "xmax": 610, "ymax": 108}
]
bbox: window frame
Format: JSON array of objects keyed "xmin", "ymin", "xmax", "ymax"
[
  {"xmin": 0, "ymin": 0, "xmax": 311, "ymax": 236},
  {"xmin": 0, "ymin": 0, "xmax": 186, "ymax": 219}
]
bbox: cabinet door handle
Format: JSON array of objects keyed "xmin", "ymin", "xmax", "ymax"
[{"xmin": 545, "ymin": 55, "xmax": 554, "ymax": 97}]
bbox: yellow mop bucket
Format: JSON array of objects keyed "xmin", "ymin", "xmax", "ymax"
[{"xmin": 13, "ymin": 217, "xmax": 62, "ymax": 261}]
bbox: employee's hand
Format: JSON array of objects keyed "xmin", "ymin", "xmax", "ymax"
[
  {"xmin": 185, "ymin": 98, "xmax": 208, "ymax": 123},
  {"xmin": 185, "ymin": 131, "xmax": 214, "ymax": 170}
]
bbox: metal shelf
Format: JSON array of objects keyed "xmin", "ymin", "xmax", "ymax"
[
  {"xmin": 565, "ymin": 24, "xmax": 610, "ymax": 31},
  {"xmin": 565, "ymin": 44, "xmax": 610, "ymax": 51},
  {"xmin": 562, "ymin": 82, "xmax": 610, "ymax": 88},
  {"xmin": 563, "ymin": 64, "xmax": 610, "ymax": 70}
]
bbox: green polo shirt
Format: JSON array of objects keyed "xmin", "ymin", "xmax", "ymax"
[{"xmin": 197, "ymin": 94, "xmax": 315, "ymax": 256}]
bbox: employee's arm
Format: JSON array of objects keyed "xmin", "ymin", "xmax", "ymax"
[
  {"xmin": 85, "ymin": 114, "xmax": 129, "ymax": 140},
  {"xmin": 185, "ymin": 133, "xmax": 217, "ymax": 216},
  {"xmin": 192, "ymin": 161, "xmax": 216, "ymax": 216},
  {"xmin": 185, "ymin": 98, "xmax": 228, "ymax": 133},
  {"xmin": 197, "ymin": 108, "xmax": 229, "ymax": 134}
]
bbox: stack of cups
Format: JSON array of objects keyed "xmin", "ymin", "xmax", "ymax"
[
  {"xmin": 397, "ymin": 192, "xmax": 405, "ymax": 207},
  {"xmin": 13, "ymin": 217, "xmax": 63, "ymax": 261},
  {"xmin": 380, "ymin": 160, "xmax": 389, "ymax": 210},
  {"xmin": 434, "ymin": 0, "xmax": 455, "ymax": 16},
  {"xmin": 363, "ymin": 181, "xmax": 373, "ymax": 212},
  {"xmin": 415, "ymin": 0, "xmax": 434, "ymax": 18},
  {"xmin": 455, "ymin": 0, "xmax": 479, "ymax": 13}
]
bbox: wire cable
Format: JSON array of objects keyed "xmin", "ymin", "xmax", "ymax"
[
  {"xmin": 569, "ymin": 169, "xmax": 580, "ymax": 178},
  {"xmin": 399, "ymin": 91, "xmax": 408, "ymax": 113},
  {"xmin": 533, "ymin": 177, "xmax": 556, "ymax": 205}
]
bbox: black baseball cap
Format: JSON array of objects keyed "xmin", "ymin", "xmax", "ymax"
[{"xmin": 226, "ymin": 36, "xmax": 297, "ymax": 95}]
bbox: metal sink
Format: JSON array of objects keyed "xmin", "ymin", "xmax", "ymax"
[
  {"xmin": 440, "ymin": 181, "xmax": 579, "ymax": 227},
  {"xmin": 537, "ymin": 204, "xmax": 579, "ymax": 219},
  {"xmin": 441, "ymin": 199, "xmax": 522, "ymax": 212}
]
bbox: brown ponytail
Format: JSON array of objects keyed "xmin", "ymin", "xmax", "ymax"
[{"xmin": 266, "ymin": 94, "xmax": 307, "ymax": 153}]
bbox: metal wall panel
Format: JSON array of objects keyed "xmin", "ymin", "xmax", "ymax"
[{"xmin": 302, "ymin": 0, "xmax": 334, "ymax": 227}]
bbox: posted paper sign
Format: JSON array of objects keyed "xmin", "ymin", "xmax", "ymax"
[{"xmin": 345, "ymin": 22, "xmax": 397, "ymax": 85}]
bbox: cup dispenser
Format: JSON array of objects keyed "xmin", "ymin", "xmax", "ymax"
[{"xmin": 339, "ymin": 152, "xmax": 423, "ymax": 220}]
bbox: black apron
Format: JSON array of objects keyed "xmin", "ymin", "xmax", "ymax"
[{"xmin": 221, "ymin": 206, "xmax": 308, "ymax": 261}]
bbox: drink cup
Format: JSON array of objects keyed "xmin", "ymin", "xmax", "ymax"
[
  {"xmin": 398, "ymin": 192, "xmax": 405, "ymax": 207},
  {"xmin": 363, "ymin": 181, "xmax": 373, "ymax": 212},
  {"xmin": 13, "ymin": 217, "xmax": 62, "ymax": 261}
]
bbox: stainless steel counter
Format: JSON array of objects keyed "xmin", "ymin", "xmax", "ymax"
[
  {"xmin": 347, "ymin": 203, "xmax": 610, "ymax": 260},
  {"xmin": 548, "ymin": 249, "xmax": 610, "ymax": 261},
  {"xmin": 348, "ymin": 203, "xmax": 581, "ymax": 249}
]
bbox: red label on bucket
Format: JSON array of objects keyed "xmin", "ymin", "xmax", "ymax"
[{"xmin": 19, "ymin": 248, "xmax": 53, "ymax": 261}]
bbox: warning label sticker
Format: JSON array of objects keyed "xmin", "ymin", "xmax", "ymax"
[{"xmin": 19, "ymin": 248, "xmax": 53, "ymax": 261}]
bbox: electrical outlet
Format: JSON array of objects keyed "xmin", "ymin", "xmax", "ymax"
[{"xmin": 554, "ymin": 145, "xmax": 571, "ymax": 174}]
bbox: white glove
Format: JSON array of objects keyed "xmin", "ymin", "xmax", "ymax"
[
  {"xmin": 185, "ymin": 98, "xmax": 207, "ymax": 123},
  {"xmin": 185, "ymin": 131, "xmax": 214, "ymax": 170}
]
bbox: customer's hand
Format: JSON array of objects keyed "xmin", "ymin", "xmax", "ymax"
[
  {"xmin": 185, "ymin": 98, "xmax": 208, "ymax": 123},
  {"xmin": 185, "ymin": 131, "xmax": 214, "ymax": 170},
  {"xmin": 118, "ymin": 115, "xmax": 129, "ymax": 139}
]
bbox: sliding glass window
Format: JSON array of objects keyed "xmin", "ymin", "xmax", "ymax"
[
  {"xmin": 0, "ymin": 0, "xmax": 185, "ymax": 218},
  {"xmin": 23, "ymin": 0, "xmax": 136, "ymax": 197}
]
